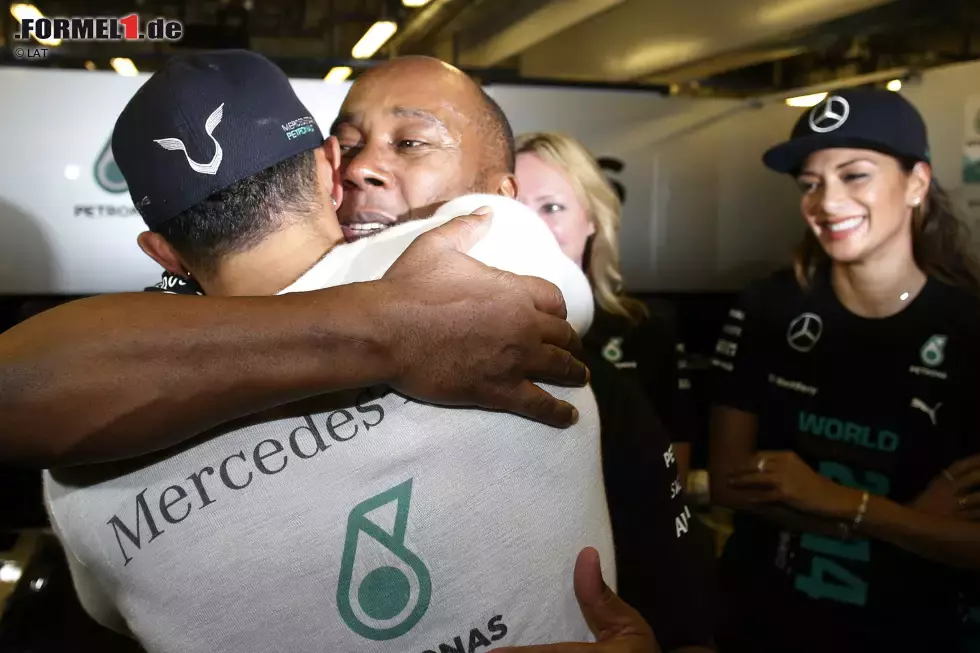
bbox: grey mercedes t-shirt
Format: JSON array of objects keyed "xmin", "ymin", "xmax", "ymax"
[{"xmin": 45, "ymin": 194, "xmax": 614, "ymax": 653}]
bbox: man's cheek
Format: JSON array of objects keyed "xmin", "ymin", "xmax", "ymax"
[
  {"xmin": 406, "ymin": 166, "xmax": 466, "ymax": 210},
  {"xmin": 336, "ymin": 202, "xmax": 354, "ymax": 221}
]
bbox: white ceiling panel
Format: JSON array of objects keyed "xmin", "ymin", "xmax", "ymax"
[{"xmin": 519, "ymin": 0, "xmax": 895, "ymax": 81}]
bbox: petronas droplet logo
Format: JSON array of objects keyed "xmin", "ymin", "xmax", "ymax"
[
  {"xmin": 920, "ymin": 334, "xmax": 947, "ymax": 368},
  {"xmin": 94, "ymin": 139, "xmax": 128, "ymax": 194},
  {"xmin": 602, "ymin": 337, "xmax": 623, "ymax": 363},
  {"xmin": 338, "ymin": 479, "xmax": 431, "ymax": 641}
]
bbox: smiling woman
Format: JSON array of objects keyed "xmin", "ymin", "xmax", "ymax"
[
  {"xmin": 709, "ymin": 88, "xmax": 980, "ymax": 653},
  {"xmin": 791, "ymin": 149, "xmax": 979, "ymax": 296}
]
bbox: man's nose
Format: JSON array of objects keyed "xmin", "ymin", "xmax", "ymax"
[{"xmin": 343, "ymin": 143, "xmax": 393, "ymax": 190}]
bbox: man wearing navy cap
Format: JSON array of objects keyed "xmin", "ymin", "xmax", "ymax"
[
  {"xmin": 44, "ymin": 50, "xmax": 615, "ymax": 653},
  {"xmin": 0, "ymin": 58, "xmax": 589, "ymax": 466}
]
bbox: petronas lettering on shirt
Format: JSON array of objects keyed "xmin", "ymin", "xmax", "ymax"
[{"xmin": 421, "ymin": 615, "xmax": 509, "ymax": 653}]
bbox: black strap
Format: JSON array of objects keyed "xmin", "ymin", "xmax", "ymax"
[{"xmin": 143, "ymin": 271, "xmax": 205, "ymax": 296}]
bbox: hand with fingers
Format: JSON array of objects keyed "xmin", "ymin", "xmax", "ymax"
[
  {"xmin": 380, "ymin": 207, "xmax": 590, "ymax": 428},
  {"xmin": 489, "ymin": 548, "xmax": 660, "ymax": 653},
  {"xmin": 912, "ymin": 453, "xmax": 980, "ymax": 520},
  {"xmin": 728, "ymin": 450, "xmax": 860, "ymax": 518}
]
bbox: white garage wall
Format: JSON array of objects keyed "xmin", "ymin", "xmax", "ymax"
[{"xmin": 0, "ymin": 58, "xmax": 978, "ymax": 294}]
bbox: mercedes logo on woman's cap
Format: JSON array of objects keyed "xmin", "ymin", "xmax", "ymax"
[{"xmin": 762, "ymin": 88, "xmax": 930, "ymax": 174}]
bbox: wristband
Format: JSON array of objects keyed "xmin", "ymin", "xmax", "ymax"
[{"xmin": 852, "ymin": 491, "xmax": 870, "ymax": 531}]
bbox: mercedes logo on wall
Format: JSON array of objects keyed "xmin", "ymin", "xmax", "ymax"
[
  {"xmin": 808, "ymin": 96, "xmax": 850, "ymax": 133},
  {"xmin": 787, "ymin": 312, "xmax": 823, "ymax": 352}
]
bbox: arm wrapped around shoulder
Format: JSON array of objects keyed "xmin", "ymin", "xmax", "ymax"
[{"xmin": 433, "ymin": 194, "xmax": 595, "ymax": 335}]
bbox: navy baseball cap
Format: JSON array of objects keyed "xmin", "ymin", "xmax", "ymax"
[
  {"xmin": 112, "ymin": 50, "xmax": 324, "ymax": 229},
  {"xmin": 763, "ymin": 88, "xmax": 930, "ymax": 174}
]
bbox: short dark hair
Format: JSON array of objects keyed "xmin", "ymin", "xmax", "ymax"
[
  {"xmin": 155, "ymin": 149, "xmax": 321, "ymax": 275},
  {"xmin": 478, "ymin": 90, "xmax": 515, "ymax": 174}
]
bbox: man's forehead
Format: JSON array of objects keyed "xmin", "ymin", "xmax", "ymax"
[
  {"xmin": 335, "ymin": 102, "xmax": 464, "ymax": 123},
  {"xmin": 336, "ymin": 70, "xmax": 479, "ymax": 127}
]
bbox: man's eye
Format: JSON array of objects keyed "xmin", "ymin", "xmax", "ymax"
[
  {"xmin": 398, "ymin": 140, "xmax": 426, "ymax": 149},
  {"xmin": 338, "ymin": 143, "xmax": 361, "ymax": 156}
]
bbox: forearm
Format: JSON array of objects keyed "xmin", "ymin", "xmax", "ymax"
[
  {"xmin": 850, "ymin": 492, "xmax": 980, "ymax": 570},
  {"xmin": 718, "ymin": 494, "xmax": 844, "ymax": 538},
  {"xmin": 711, "ymin": 460, "xmax": 840, "ymax": 537},
  {"xmin": 0, "ymin": 284, "xmax": 392, "ymax": 466}
]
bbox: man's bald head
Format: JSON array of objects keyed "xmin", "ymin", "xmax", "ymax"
[
  {"xmin": 352, "ymin": 57, "xmax": 514, "ymax": 175},
  {"xmin": 476, "ymin": 89, "xmax": 515, "ymax": 175},
  {"xmin": 331, "ymin": 56, "xmax": 518, "ymax": 240}
]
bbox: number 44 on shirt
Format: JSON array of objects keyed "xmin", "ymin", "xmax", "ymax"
[{"xmin": 794, "ymin": 461, "xmax": 890, "ymax": 607}]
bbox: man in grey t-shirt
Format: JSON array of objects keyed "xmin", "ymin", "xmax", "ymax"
[{"xmin": 46, "ymin": 51, "xmax": 613, "ymax": 653}]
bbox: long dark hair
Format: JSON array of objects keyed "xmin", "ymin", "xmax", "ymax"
[{"xmin": 793, "ymin": 159, "xmax": 980, "ymax": 295}]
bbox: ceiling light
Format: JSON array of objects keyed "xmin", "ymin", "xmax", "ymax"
[
  {"xmin": 110, "ymin": 57, "xmax": 139, "ymax": 77},
  {"xmin": 403, "ymin": 0, "xmax": 432, "ymax": 6},
  {"xmin": 352, "ymin": 21, "xmax": 398, "ymax": 59},
  {"xmin": 64, "ymin": 164, "xmax": 80, "ymax": 180},
  {"xmin": 324, "ymin": 66, "xmax": 352, "ymax": 83},
  {"xmin": 785, "ymin": 92, "xmax": 827, "ymax": 108},
  {"xmin": 10, "ymin": 4, "xmax": 61, "ymax": 46},
  {"xmin": 886, "ymin": 79, "xmax": 902, "ymax": 92}
]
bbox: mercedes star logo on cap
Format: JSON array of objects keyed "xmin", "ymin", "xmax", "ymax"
[
  {"xmin": 786, "ymin": 312, "xmax": 823, "ymax": 352},
  {"xmin": 808, "ymin": 96, "xmax": 850, "ymax": 133}
]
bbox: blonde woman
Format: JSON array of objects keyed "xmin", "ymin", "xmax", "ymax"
[
  {"xmin": 515, "ymin": 132, "xmax": 694, "ymax": 474},
  {"xmin": 516, "ymin": 132, "xmax": 718, "ymax": 653}
]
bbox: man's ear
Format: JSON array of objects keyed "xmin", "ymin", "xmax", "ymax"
[
  {"xmin": 495, "ymin": 173, "xmax": 518, "ymax": 199},
  {"xmin": 319, "ymin": 136, "xmax": 344, "ymax": 207},
  {"xmin": 137, "ymin": 232, "xmax": 191, "ymax": 278}
]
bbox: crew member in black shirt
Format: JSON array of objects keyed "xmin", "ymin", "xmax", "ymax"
[
  {"xmin": 515, "ymin": 131, "xmax": 715, "ymax": 651},
  {"xmin": 709, "ymin": 88, "xmax": 980, "ymax": 652},
  {"xmin": 515, "ymin": 132, "xmax": 696, "ymax": 481}
]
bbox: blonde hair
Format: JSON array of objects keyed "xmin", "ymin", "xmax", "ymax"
[{"xmin": 516, "ymin": 132, "xmax": 648, "ymax": 323}]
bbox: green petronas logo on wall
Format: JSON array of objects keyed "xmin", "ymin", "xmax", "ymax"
[
  {"xmin": 337, "ymin": 479, "xmax": 432, "ymax": 641},
  {"xmin": 94, "ymin": 138, "xmax": 128, "ymax": 194}
]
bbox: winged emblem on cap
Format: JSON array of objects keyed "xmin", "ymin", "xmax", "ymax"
[{"xmin": 154, "ymin": 103, "xmax": 225, "ymax": 176}]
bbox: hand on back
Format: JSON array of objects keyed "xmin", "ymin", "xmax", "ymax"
[{"xmin": 379, "ymin": 208, "xmax": 589, "ymax": 428}]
